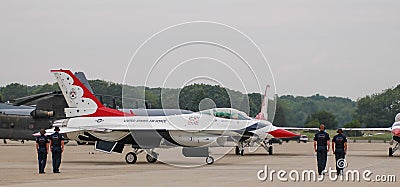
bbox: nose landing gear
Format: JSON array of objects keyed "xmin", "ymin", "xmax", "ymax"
[
  {"xmin": 235, "ymin": 143, "xmax": 245, "ymax": 156},
  {"xmin": 389, "ymin": 142, "xmax": 399, "ymax": 156}
]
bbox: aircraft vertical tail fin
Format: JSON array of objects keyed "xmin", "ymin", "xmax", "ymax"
[
  {"xmin": 255, "ymin": 85, "xmax": 270, "ymax": 120},
  {"xmin": 51, "ymin": 69, "xmax": 129, "ymax": 117}
]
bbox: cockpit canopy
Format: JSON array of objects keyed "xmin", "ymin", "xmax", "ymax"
[
  {"xmin": 199, "ymin": 108, "xmax": 251, "ymax": 120},
  {"xmin": 395, "ymin": 113, "xmax": 400, "ymax": 122}
]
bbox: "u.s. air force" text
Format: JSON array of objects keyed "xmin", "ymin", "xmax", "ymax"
[{"xmin": 124, "ymin": 119, "xmax": 167, "ymax": 123}]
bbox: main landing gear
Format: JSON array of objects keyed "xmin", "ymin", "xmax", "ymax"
[
  {"xmin": 235, "ymin": 146, "xmax": 245, "ymax": 156},
  {"xmin": 262, "ymin": 139, "xmax": 273, "ymax": 155},
  {"xmin": 235, "ymin": 141, "xmax": 245, "ymax": 156},
  {"xmin": 206, "ymin": 156, "xmax": 214, "ymax": 165},
  {"xmin": 235, "ymin": 140, "xmax": 273, "ymax": 156},
  {"xmin": 125, "ymin": 152, "xmax": 138, "ymax": 164},
  {"xmin": 125, "ymin": 148, "xmax": 159, "ymax": 164},
  {"xmin": 146, "ymin": 152, "xmax": 158, "ymax": 163},
  {"xmin": 125, "ymin": 148, "xmax": 215, "ymax": 165}
]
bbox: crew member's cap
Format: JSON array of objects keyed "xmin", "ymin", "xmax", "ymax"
[
  {"xmin": 337, "ymin": 128, "xmax": 343, "ymax": 133},
  {"xmin": 54, "ymin": 126, "xmax": 60, "ymax": 131}
]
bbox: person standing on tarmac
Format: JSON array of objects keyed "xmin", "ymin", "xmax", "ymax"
[
  {"xmin": 35, "ymin": 129, "xmax": 49, "ymax": 174},
  {"xmin": 332, "ymin": 128, "xmax": 347, "ymax": 175},
  {"xmin": 314, "ymin": 124, "xmax": 330, "ymax": 175},
  {"xmin": 50, "ymin": 126, "xmax": 64, "ymax": 173}
]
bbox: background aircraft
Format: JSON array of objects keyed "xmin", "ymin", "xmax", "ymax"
[
  {"xmin": 234, "ymin": 85, "xmax": 300, "ymax": 156},
  {"xmin": 0, "ymin": 72, "xmax": 91, "ymax": 144},
  {"xmin": 340, "ymin": 114, "xmax": 400, "ymax": 156},
  {"xmin": 283, "ymin": 113, "xmax": 400, "ymax": 157},
  {"xmin": 0, "ymin": 92, "xmax": 67, "ymax": 144}
]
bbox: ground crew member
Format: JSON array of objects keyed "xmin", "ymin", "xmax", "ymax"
[
  {"xmin": 314, "ymin": 124, "xmax": 330, "ymax": 175},
  {"xmin": 50, "ymin": 126, "xmax": 64, "ymax": 173},
  {"xmin": 35, "ymin": 129, "xmax": 49, "ymax": 174},
  {"xmin": 332, "ymin": 128, "xmax": 347, "ymax": 175}
]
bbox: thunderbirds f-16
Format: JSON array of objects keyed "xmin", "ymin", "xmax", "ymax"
[
  {"xmin": 339, "ymin": 114, "xmax": 400, "ymax": 157},
  {"xmin": 284, "ymin": 115, "xmax": 400, "ymax": 157},
  {"xmin": 42, "ymin": 69, "xmax": 299, "ymax": 165}
]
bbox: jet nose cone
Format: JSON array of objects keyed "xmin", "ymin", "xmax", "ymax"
[
  {"xmin": 268, "ymin": 128, "xmax": 300, "ymax": 138},
  {"xmin": 392, "ymin": 128, "xmax": 400, "ymax": 136}
]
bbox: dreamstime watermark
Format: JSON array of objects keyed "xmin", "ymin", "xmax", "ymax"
[
  {"xmin": 257, "ymin": 160, "xmax": 396, "ymax": 183},
  {"xmin": 122, "ymin": 21, "xmax": 277, "ymax": 167}
]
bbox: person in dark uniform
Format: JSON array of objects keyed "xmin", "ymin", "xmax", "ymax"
[
  {"xmin": 332, "ymin": 128, "xmax": 347, "ymax": 175},
  {"xmin": 35, "ymin": 129, "xmax": 49, "ymax": 174},
  {"xmin": 50, "ymin": 126, "xmax": 64, "ymax": 173},
  {"xmin": 313, "ymin": 124, "xmax": 330, "ymax": 175}
]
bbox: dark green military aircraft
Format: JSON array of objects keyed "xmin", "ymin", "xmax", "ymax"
[
  {"xmin": 0, "ymin": 71, "xmax": 93, "ymax": 144},
  {"xmin": 0, "ymin": 92, "xmax": 67, "ymax": 144}
]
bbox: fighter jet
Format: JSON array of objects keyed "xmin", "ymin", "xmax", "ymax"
[
  {"xmin": 233, "ymin": 85, "xmax": 300, "ymax": 156},
  {"xmin": 338, "ymin": 113, "xmax": 400, "ymax": 156},
  {"xmin": 45, "ymin": 69, "xmax": 300, "ymax": 165},
  {"xmin": 284, "ymin": 114, "xmax": 400, "ymax": 157},
  {"xmin": 389, "ymin": 114, "xmax": 400, "ymax": 156}
]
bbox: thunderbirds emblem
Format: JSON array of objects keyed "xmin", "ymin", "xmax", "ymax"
[{"xmin": 70, "ymin": 88, "xmax": 77, "ymax": 99}]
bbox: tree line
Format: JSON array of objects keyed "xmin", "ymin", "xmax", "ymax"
[{"xmin": 1, "ymin": 80, "xmax": 399, "ymax": 129}]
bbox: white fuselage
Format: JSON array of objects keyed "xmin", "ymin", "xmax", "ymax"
[
  {"xmin": 392, "ymin": 121, "xmax": 400, "ymax": 137},
  {"xmin": 57, "ymin": 112, "xmax": 274, "ymax": 146}
]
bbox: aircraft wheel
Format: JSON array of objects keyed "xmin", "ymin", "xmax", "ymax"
[
  {"xmin": 268, "ymin": 146, "xmax": 273, "ymax": 155},
  {"xmin": 389, "ymin": 147, "xmax": 393, "ymax": 157},
  {"xmin": 240, "ymin": 149, "xmax": 244, "ymax": 156},
  {"xmin": 125, "ymin": 152, "xmax": 137, "ymax": 164},
  {"xmin": 235, "ymin": 146, "xmax": 240, "ymax": 155},
  {"xmin": 206, "ymin": 156, "xmax": 214, "ymax": 165},
  {"xmin": 146, "ymin": 153, "xmax": 158, "ymax": 163}
]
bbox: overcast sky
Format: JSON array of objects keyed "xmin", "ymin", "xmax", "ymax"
[{"xmin": 1, "ymin": 0, "xmax": 399, "ymax": 100}]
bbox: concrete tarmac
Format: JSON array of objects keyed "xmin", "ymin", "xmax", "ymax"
[{"xmin": 0, "ymin": 141, "xmax": 398, "ymax": 187}]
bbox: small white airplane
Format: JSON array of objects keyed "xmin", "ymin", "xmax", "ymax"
[
  {"xmin": 235, "ymin": 85, "xmax": 300, "ymax": 156},
  {"xmin": 390, "ymin": 114, "xmax": 400, "ymax": 156},
  {"xmin": 341, "ymin": 113, "xmax": 400, "ymax": 156},
  {"xmin": 284, "ymin": 114, "xmax": 400, "ymax": 157},
  {"xmin": 39, "ymin": 69, "xmax": 299, "ymax": 165}
]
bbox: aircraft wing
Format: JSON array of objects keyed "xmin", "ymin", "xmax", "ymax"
[
  {"xmin": 280, "ymin": 127, "xmax": 392, "ymax": 132},
  {"xmin": 341, "ymin": 127, "xmax": 392, "ymax": 131},
  {"xmin": 280, "ymin": 127, "xmax": 319, "ymax": 131}
]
